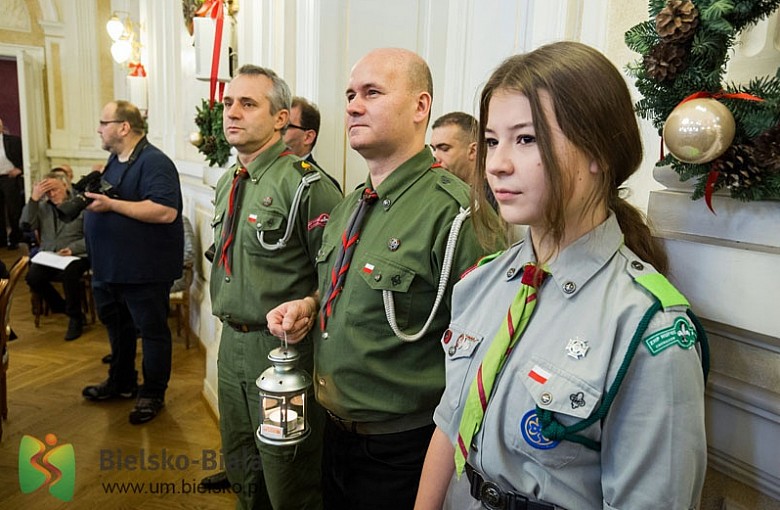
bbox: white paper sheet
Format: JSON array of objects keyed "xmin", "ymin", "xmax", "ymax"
[{"xmin": 30, "ymin": 251, "xmax": 81, "ymax": 270}]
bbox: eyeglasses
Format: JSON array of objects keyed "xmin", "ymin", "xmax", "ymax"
[
  {"xmin": 99, "ymin": 119, "xmax": 125, "ymax": 126},
  {"xmin": 287, "ymin": 123, "xmax": 311, "ymax": 131}
]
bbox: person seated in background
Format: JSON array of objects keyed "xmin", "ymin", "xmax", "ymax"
[
  {"xmin": 21, "ymin": 171, "xmax": 91, "ymax": 340},
  {"xmin": 51, "ymin": 164, "xmax": 74, "ymax": 183},
  {"xmin": 170, "ymin": 215, "xmax": 194, "ymax": 293}
]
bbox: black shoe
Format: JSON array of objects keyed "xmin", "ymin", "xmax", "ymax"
[
  {"xmin": 82, "ymin": 379, "xmax": 137, "ymax": 401},
  {"xmin": 199, "ymin": 470, "xmax": 231, "ymax": 490},
  {"xmin": 64, "ymin": 316, "xmax": 84, "ymax": 341},
  {"xmin": 102, "ymin": 353, "xmax": 113, "ymax": 364},
  {"xmin": 129, "ymin": 397, "xmax": 165, "ymax": 425}
]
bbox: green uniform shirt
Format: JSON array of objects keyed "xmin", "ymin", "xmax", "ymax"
[
  {"xmin": 210, "ymin": 139, "xmax": 342, "ymax": 325},
  {"xmin": 314, "ymin": 148, "xmax": 492, "ymax": 422}
]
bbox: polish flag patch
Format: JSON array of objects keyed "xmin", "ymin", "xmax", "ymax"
[
  {"xmin": 248, "ymin": 213, "xmax": 258, "ymax": 223},
  {"xmin": 362, "ymin": 263, "xmax": 375, "ymax": 274},
  {"xmin": 528, "ymin": 365, "xmax": 551, "ymax": 384}
]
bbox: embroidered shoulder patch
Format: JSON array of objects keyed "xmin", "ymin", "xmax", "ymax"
[{"xmin": 644, "ymin": 316, "xmax": 697, "ymax": 355}]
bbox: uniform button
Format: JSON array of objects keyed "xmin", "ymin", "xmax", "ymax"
[
  {"xmin": 225, "ymin": 276, "xmax": 231, "ymax": 282},
  {"xmin": 322, "ymin": 332, "xmax": 329, "ymax": 339},
  {"xmin": 318, "ymin": 378, "xmax": 326, "ymax": 386},
  {"xmin": 563, "ymin": 281, "xmax": 576, "ymax": 294},
  {"xmin": 374, "ymin": 274, "xmax": 382, "ymax": 282},
  {"xmin": 631, "ymin": 260, "xmax": 644, "ymax": 271},
  {"xmin": 540, "ymin": 392, "xmax": 553, "ymax": 405},
  {"xmin": 448, "ymin": 345, "xmax": 457, "ymax": 356},
  {"xmin": 506, "ymin": 267, "xmax": 516, "ymax": 278},
  {"xmin": 382, "ymin": 198, "xmax": 392, "ymax": 210}
]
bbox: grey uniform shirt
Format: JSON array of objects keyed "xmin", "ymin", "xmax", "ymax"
[{"xmin": 435, "ymin": 214, "xmax": 706, "ymax": 510}]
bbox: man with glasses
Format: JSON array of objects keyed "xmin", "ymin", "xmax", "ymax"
[
  {"xmin": 283, "ymin": 96, "xmax": 341, "ymax": 192},
  {"xmin": 82, "ymin": 100, "xmax": 183, "ymax": 425}
]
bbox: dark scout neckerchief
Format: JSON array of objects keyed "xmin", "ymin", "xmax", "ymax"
[{"xmin": 319, "ymin": 187, "xmax": 379, "ymax": 332}]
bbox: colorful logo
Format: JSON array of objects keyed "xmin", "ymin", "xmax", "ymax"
[
  {"xmin": 520, "ymin": 409, "xmax": 559, "ymax": 450},
  {"xmin": 18, "ymin": 433, "xmax": 76, "ymax": 501}
]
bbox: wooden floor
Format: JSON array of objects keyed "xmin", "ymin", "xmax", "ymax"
[{"xmin": 0, "ymin": 248, "xmax": 234, "ymax": 509}]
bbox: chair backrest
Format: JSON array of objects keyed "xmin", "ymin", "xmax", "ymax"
[
  {"xmin": 0, "ymin": 279, "xmax": 10, "ymax": 348},
  {"xmin": 1, "ymin": 256, "xmax": 29, "ymax": 341}
]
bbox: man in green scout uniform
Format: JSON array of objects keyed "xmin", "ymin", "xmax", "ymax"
[
  {"xmin": 267, "ymin": 48, "xmax": 496, "ymax": 509},
  {"xmin": 210, "ymin": 65, "xmax": 341, "ymax": 510}
]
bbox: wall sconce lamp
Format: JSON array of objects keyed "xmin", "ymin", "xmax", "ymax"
[{"xmin": 106, "ymin": 11, "xmax": 138, "ymax": 65}]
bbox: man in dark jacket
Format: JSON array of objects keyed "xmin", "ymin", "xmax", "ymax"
[{"xmin": 0, "ymin": 117, "xmax": 24, "ymax": 249}]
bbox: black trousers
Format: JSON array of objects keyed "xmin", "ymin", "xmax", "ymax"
[
  {"xmin": 26, "ymin": 258, "xmax": 90, "ymax": 318},
  {"xmin": 92, "ymin": 280, "xmax": 173, "ymax": 399},
  {"xmin": 0, "ymin": 175, "xmax": 23, "ymax": 245},
  {"xmin": 322, "ymin": 420, "xmax": 435, "ymax": 510}
]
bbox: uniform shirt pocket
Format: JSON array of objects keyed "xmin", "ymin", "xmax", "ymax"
[
  {"xmin": 501, "ymin": 356, "xmax": 602, "ymax": 469},
  {"xmin": 439, "ymin": 324, "xmax": 484, "ymax": 420},
  {"xmin": 243, "ymin": 209, "xmax": 287, "ymax": 256},
  {"xmin": 349, "ymin": 252, "xmax": 417, "ymax": 334}
]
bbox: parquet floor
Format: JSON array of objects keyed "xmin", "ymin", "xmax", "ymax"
[{"xmin": 0, "ymin": 248, "xmax": 234, "ymax": 509}]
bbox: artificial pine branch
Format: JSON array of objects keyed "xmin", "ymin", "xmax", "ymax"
[{"xmin": 626, "ymin": 0, "xmax": 780, "ymax": 203}]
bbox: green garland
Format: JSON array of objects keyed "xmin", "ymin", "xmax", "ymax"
[
  {"xmin": 194, "ymin": 99, "xmax": 231, "ymax": 167},
  {"xmin": 625, "ymin": 0, "xmax": 780, "ymax": 202}
]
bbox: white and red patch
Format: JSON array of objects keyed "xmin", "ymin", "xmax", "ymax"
[
  {"xmin": 247, "ymin": 213, "xmax": 258, "ymax": 223},
  {"xmin": 362, "ymin": 263, "xmax": 375, "ymax": 274},
  {"xmin": 307, "ymin": 213, "xmax": 330, "ymax": 231},
  {"xmin": 528, "ymin": 365, "xmax": 551, "ymax": 384}
]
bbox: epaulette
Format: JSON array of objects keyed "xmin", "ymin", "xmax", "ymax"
[
  {"xmin": 620, "ymin": 246, "xmax": 689, "ymax": 310},
  {"xmin": 432, "ymin": 166, "xmax": 470, "ymax": 208},
  {"xmin": 292, "ymin": 159, "xmax": 318, "ymax": 176},
  {"xmin": 459, "ymin": 250, "xmax": 505, "ymax": 280}
]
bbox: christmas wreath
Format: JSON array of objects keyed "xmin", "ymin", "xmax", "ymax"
[
  {"xmin": 193, "ymin": 98, "xmax": 231, "ymax": 167},
  {"xmin": 625, "ymin": 0, "xmax": 780, "ymax": 208}
]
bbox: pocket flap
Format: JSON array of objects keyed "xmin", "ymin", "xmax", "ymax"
[
  {"xmin": 441, "ymin": 326, "xmax": 484, "ymax": 360},
  {"xmin": 520, "ymin": 357, "xmax": 602, "ymax": 419},
  {"xmin": 356, "ymin": 253, "xmax": 415, "ymax": 292},
  {"xmin": 250, "ymin": 210, "xmax": 285, "ymax": 232}
]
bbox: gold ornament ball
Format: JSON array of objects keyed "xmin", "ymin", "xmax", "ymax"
[
  {"xmin": 663, "ymin": 98, "xmax": 735, "ymax": 164},
  {"xmin": 189, "ymin": 131, "xmax": 204, "ymax": 147}
]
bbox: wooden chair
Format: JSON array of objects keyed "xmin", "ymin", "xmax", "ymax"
[
  {"xmin": 170, "ymin": 262, "xmax": 194, "ymax": 349},
  {"xmin": 31, "ymin": 270, "xmax": 96, "ymax": 327},
  {"xmin": 1, "ymin": 256, "xmax": 29, "ymax": 441}
]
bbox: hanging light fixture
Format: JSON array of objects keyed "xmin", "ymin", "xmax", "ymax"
[
  {"xmin": 106, "ymin": 13, "xmax": 126, "ymax": 41},
  {"xmin": 110, "ymin": 37, "xmax": 133, "ymax": 64}
]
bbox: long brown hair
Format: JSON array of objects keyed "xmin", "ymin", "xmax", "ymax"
[{"xmin": 472, "ymin": 41, "xmax": 668, "ymax": 274}]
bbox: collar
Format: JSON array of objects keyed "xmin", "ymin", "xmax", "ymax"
[
  {"xmin": 508, "ymin": 213, "xmax": 624, "ymax": 298},
  {"xmin": 365, "ymin": 148, "xmax": 435, "ymax": 212},
  {"xmin": 240, "ymin": 139, "xmax": 288, "ymax": 182}
]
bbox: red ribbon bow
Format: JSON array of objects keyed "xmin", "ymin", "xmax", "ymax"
[
  {"xmin": 196, "ymin": 0, "xmax": 226, "ymax": 109},
  {"xmin": 128, "ymin": 62, "xmax": 146, "ymax": 77}
]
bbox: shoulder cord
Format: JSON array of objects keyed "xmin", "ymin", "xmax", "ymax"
[
  {"xmin": 535, "ymin": 302, "xmax": 710, "ymax": 451},
  {"xmin": 383, "ymin": 206, "xmax": 471, "ymax": 342},
  {"xmin": 255, "ymin": 172, "xmax": 322, "ymax": 251}
]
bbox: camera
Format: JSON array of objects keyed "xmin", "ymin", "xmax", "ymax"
[{"xmin": 57, "ymin": 171, "xmax": 120, "ymax": 222}]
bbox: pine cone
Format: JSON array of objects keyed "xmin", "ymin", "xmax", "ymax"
[
  {"xmin": 711, "ymin": 144, "xmax": 764, "ymax": 191},
  {"xmin": 748, "ymin": 124, "xmax": 780, "ymax": 172},
  {"xmin": 644, "ymin": 42, "xmax": 688, "ymax": 82},
  {"xmin": 656, "ymin": 0, "xmax": 700, "ymax": 43}
]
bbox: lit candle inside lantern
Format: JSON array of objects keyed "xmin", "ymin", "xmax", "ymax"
[{"xmin": 267, "ymin": 408, "xmax": 298, "ymax": 425}]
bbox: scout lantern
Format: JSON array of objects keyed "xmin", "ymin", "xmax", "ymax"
[{"xmin": 256, "ymin": 339, "xmax": 312, "ymax": 446}]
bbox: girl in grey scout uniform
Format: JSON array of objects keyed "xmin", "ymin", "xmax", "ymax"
[{"xmin": 415, "ymin": 41, "xmax": 709, "ymax": 510}]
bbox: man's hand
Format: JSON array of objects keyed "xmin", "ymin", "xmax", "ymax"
[
  {"xmin": 266, "ymin": 298, "xmax": 318, "ymax": 343},
  {"xmin": 31, "ymin": 178, "xmax": 56, "ymax": 201},
  {"xmin": 84, "ymin": 191, "xmax": 115, "ymax": 213},
  {"xmin": 8, "ymin": 167, "xmax": 22, "ymax": 178},
  {"xmin": 57, "ymin": 247, "xmax": 73, "ymax": 256}
]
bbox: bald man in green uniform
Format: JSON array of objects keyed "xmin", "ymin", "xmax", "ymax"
[
  {"xmin": 268, "ymin": 48, "xmax": 497, "ymax": 510},
  {"xmin": 210, "ymin": 65, "xmax": 341, "ymax": 510}
]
